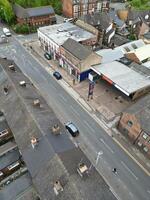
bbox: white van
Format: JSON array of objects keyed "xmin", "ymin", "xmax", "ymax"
[{"xmin": 3, "ymin": 28, "xmax": 11, "ymax": 37}]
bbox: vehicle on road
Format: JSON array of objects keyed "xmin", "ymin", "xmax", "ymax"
[
  {"xmin": 44, "ymin": 52, "xmax": 51, "ymax": 60},
  {"xmin": 63, "ymin": 18, "xmax": 73, "ymax": 23},
  {"xmin": 3, "ymin": 28, "xmax": 11, "ymax": 37},
  {"xmin": 65, "ymin": 122, "xmax": 79, "ymax": 137},
  {"xmin": 1, "ymin": 34, "xmax": 6, "ymax": 39},
  {"xmin": 53, "ymin": 71, "xmax": 62, "ymax": 80}
]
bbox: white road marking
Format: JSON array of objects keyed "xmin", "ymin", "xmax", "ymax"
[
  {"xmin": 59, "ymin": 94, "xmax": 67, "ymax": 102},
  {"xmin": 121, "ymin": 161, "xmax": 138, "ymax": 180},
  {"xmin": 147, "ymin": 190, "xmax": 150, "ymax": 194},
  {"xmin": 70, "ymin": 105, "xmax": 80, "ymax": 116},
  {"xmin": 83, "ymin": 120, "xmax": 95, "ymax": 133},
  {"xmin": 99, "ymin": 138, "xmax": 114, "ymax": 153}
]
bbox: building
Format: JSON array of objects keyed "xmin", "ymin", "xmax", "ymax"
[
  {"xmin": 91, "ymin": 59, "xmax": 150, "ymax": 100},
  {"xmin": 38, "ymin": 22, "xmax": 97, "ymax": 60},
  {"xmin": 13, "ymin": 4, "xmax": 56, "ymax": 26},
  {"xmin": 62, "ymin": 0, "xmax": 101, "ymax": 18},
  {"xmin": 79, "ymin": 12, "xmax": 115, "ymax": 46},
  {"xmin": 60, "ymin": 38, "xmax": 101, "ymax": 81},
  {"xmin": 118, "ymin": 94, "xmax": 150, "ymax": 158},
  {"xmin": 125, "ymin": 44, "xmax": 150, "ymax": 66},
  {"xmin": 0, "ymin": 57, "xmax": 117, "ymax": 200},
  {"xmin": 143, "ymin": 31, "xmax": 150, "ymax": 44}
]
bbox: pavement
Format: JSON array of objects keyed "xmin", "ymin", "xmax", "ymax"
[
  {"xmin": 27, "ymin": 40, "xmax": 150, "ymax": 174},
  {"xmin": 0, "ymin": 34, "xmax": 150, "ymax": 200}
]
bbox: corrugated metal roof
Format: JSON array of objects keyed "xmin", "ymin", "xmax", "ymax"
[{"xmin": 91, "ymin": 61, "xmax": 150, "ymax": 94}]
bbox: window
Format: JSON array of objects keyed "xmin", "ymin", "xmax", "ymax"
[
  {"xmin": 124, "ymin": 47, "xmax": 130, "ymax": 52},
  {"xmin": 127, "ymin": 121, "xmax": 133, "ymax": 127},
  {"xmin": 142, "ymin": 133, "xmax": 148, "ymax": 140},
  {"xmin": 131, "ymin": 44, "xmax": 137, "ymax": 49},
  {"xmin": 143, "ymin": 146, "xmax": 148, "ymax": 153}
]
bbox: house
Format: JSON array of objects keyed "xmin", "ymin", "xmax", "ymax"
[
  {"xmin": 13, "ymin": 4, "xmax": 56, "ymax": 26},
  {"xmin": 79, "ymin": 12, "xmax": 115, "ymax": 46},
  {"xmin": 38, "ymin": 22, "xmax": 97, "ymax": 60},
  {"xmin": 60, "ymin": 38, "xmax": 101, "ymax": 81},
  {"xmin": 127, "ymin": 10, "xmax": 150, "ymax": 26},
  {"xmin": 62, "ymin": 0, "xmax": 101, "ymax": 18},
  {"xmin": 118, "ymin": 94, "xmax": 150, "ymax": 158},
  {"xmin": 143, "ymin": 31, "xmax": 150, "ymax": 44},
  {"xmin": 125, "ymin": 44, "xmax": 150, "ymax": 65}
]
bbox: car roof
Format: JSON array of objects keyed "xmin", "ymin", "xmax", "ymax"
[{"xmin": 66, "ymin": 122, "xmax": 78, "ymax": 132}]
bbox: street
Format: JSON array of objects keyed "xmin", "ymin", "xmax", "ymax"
[{"xmin": 0, "ymin": 32, "xmax": 150, "ymax": 200}]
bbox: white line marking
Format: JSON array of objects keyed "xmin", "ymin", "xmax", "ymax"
[
  {"xmin": 70, "ymin": 105, "xmax": 80, "ymax": 116},
  {"xmin": 59, "ymin": 94, "xmax": 67, "ymax": 102},
  {"xmin": 100, "ymin": 138, "xmax": 114, "ymax": 153},
  {"xmin": 83, "ymin": 120, "xmax": 95, "ymax": 133},
  {"xmin": 147, "ymin": 190, "xmax": 150, "ymax": 194},
  {"xmin": 121, "ymin": 161, "xmax": 138, "ymax": 180}
]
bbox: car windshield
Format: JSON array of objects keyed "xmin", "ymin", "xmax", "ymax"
[{"xmin": 68, "ymin": 123, "xmax": 78, "ymax": 132}]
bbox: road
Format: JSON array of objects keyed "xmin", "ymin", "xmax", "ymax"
[{"xmin": 0, "ymin": 33, "xmax": 150, "ymax": 200}]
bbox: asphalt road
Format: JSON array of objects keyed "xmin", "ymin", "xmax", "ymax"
[{"xmin": 0, "ymin": 34, "xmax": 150, "ymax": 200}]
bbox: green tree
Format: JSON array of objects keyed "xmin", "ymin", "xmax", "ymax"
[{"xmin": 0, "ymin": 0, "xmax": 15, "ymax": 24}]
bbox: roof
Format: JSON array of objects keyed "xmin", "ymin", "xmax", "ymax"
[
  {"xmin": 62, "ymin": 38, "xmax": 92, "ymax": 60},
  {"xmin": 91, "ymin": 61, "xmax": 150, "ymax": 95},
  {"xmin": 111, "ymin": 34, "xmax": 130, "ymax": 46},
  {"xmin": 108, "ymin": 9, "xmax": 125, "ymax": 27},
  {"xmin": 0, "ymin": 58, "xmax": 116, "ymax": 200},
  {"xmin": 13, "ymin": 4, "xmax": 55, "ymax": 18},
  {"xmin": 96, "ymin": 48, "xmax": 124, "ymax": 64},
  {"xmin": 125, "ymin": 94, "xmax": 150, "ymax": 133},
  {"xmin": 127, "ymin": 44, "xmax": 150, "ymax": 62},
  {"xmin": 80, "ymin": 12, "xmax": 112, "ymax": 30},
  {"xmin": 144, "ymin": 31, "xmax": 150, "ymax": 39},
  {"xmin": 38, "ymin": 22, "xmax": 96, "ymax": 46},
  {"xmin": 115, "ymin": 39, "xmax": 145, "ymax": 53}
]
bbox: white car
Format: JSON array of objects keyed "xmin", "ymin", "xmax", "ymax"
[
  {"xmin": 63, "ymin": 18, "xmax": 73, "ymax": 23},
  {"xmin": 1, "ymin": 34, "xmax": 6, "ymax": 39},
  {"xmin": 3, "ymin": 28, "xmax": 11, "ymax": 37}
]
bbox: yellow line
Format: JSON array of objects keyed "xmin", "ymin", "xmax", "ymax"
[{"xmin": 113, "ymin": 137, "xmax": 150, "ymax": 176}]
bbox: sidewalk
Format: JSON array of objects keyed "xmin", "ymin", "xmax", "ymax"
[{"xmin": 26, "ymin": 40, "xmax": 150, "ymax": 173}]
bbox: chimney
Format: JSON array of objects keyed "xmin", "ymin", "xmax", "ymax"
[
  {"xmin": 33, "ymin": 99, "xmax": 40, "ymax": 107},
  {"xmin": 53, "ymin": 180, "xmax": 63, "ymax": 196},
  {"xmin": 8, "ymin": 64, "xmax": 15, "ymax": 71}
]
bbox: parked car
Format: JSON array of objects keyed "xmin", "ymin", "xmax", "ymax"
[
  {"xmin": 3, "ymin": 28, "xmax": 11, "ymax": 37},
  {"xmin": 63, "ymin": 18, "xmax": 73, "ymax": 23},
  {"xmin": 44, "ymin": 52, "xmax": 51, "ymax": 60},
  {"xmin": 1, "ymin": 34, "xmax": 6, "ymax": 39},
  {"xmin": 53, "ymin": 71, "xmax": 62, "ymax": 80},
  {"xmin": 65, "ymin": 122, "xmax": 79, "ymax": 137}
]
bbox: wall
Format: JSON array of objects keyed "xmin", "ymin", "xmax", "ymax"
[
  {"xmin": 125, "ymin": 53, "xmax": 140, "ymax": 64},
  {"xmin": 118, "ymin": 112, "xmax": 141, "ymax": 142},
  {"xmin": 62, "ymin": 0, "xmax": 73, "ymax": 17}
]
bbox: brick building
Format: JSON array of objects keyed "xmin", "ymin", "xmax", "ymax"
[
  {"xmin": 13, "ymin": 4, "xmax": 56, "ymax": 27},
  {"xmin": 118, "ymin": 94, "xmax": 150, "ymax": 158},
  {"xmin": 60, "ymin": 38, "xmax": 101, "ymax": 81},
  {"xmin": 62, "ymin": 0, "xmax": 101, "ymax": 18}
]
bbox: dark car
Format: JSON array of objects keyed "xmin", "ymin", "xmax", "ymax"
[
  {"xmin": 65, "ymin": 122, "xmax": 79, "ymax": 137},
  {"xmin": 44, "ymin": 52, "xmax": 51, "ymax": 60},
  {"xmin": 53, "ymin": 71, "xmax": 62, "ymax": 80}
]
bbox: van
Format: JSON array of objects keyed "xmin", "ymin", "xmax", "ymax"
[{"xmin": 3, "ymin": 28, "xmax": 11, "ymax": 37}]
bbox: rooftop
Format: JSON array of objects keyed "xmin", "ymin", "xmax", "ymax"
[
  {"xmin": 38, "ymin": 22, "xmax": 96, "ymax": 46},
  {"xmin": 62, "ymin": 38, "xmax": 92, "ymax": 60},
  {"xmin": 0, "ymin": 58, "xmax": 116, "ymax": 200},
  {"xmin": 91, "ymin": 61, "xmax": 150, "ymax": 95}
]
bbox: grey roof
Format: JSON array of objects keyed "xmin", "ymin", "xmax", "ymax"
[
  {"xmin": 0, "ymin": 58, "xmax": 116, "ymax": 200},
  {"xmin": 144, "ymin": 31, "xmax": 150, "ymax": 39},
  {"xmin": 62, "ymin": 38, "xmax": 92, "ymax": 60},
  {"xmin": 108, "ymin": 9, "xmax": 125, "ymax": 27},
  {"xmin": 127, "ymin": 10, "xmax": 150, "ymax": 24},
  {"xmin": 91, "ymin": 61, "xmax": 150, "ymax": 95},
  {"xmin": 111, "ymin": 34, "xmax": 130, "ymax": 46},
  {"xmin": 125, "ymin": 94, "xmax": 150, "ymax": 133},
  {"xmin": 13, "ymin": 4, "xmax": 55, "ymax": 18},
  {"xmin": 80, "ymin": 12, "xmax": 112, "ymax": 30}
]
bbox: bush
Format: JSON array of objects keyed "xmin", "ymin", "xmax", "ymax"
[{"xmin": 13, "ymin": 23, "xmax": 37, "ymax": 34}]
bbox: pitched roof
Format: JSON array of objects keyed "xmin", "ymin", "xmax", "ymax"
[
  {"xmin": 62, "ymin": 38, "xmax": 92, "ymax": 60},
  {"xmin": 80, "ymin": 12, "xmax": 112, "ymax": 30},
  {"xmin": 13, "ymin": 4, "xmax": 55, "ymax": 18}
]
